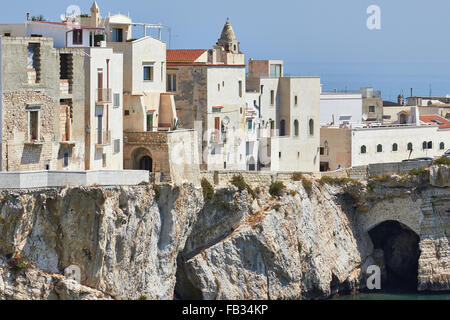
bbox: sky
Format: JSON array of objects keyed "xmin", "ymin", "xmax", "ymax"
[{"xmin": 3, "ymin": 0, "xmax": 450, "ymax": 99}]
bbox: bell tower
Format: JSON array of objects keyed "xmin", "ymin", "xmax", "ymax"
[
  {"xmin": 217, "ymin": 18, "xmax": 240, "ymax": 54},
  {"xmin": 90, "ymin": 1, "xmax": 101, "ymax": 27}
]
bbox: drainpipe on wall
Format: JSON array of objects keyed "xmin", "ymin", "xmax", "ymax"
[{"xmin": 106, "ymin": 59, "xmax": 110, "ymax": 136}]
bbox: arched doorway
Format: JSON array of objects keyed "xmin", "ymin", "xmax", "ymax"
[
  {"xmin": 248, "ymin": 156, "xmax": 256, "ymax": 171},
  {"xmin": 139, "ymin": 156, "xmax": 153, "ymax": 172},
  {"xmin": 368, "ymin": 220, "xmax": 420, "ymax": 290}
]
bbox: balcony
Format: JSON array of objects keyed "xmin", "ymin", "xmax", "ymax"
[
  {"xmin": 210, "ymin": 131, "xmax": 223, "ymax": 145},
  {"xmin": 96, "ymin": 88, "xmax": 113, "ymax": 104},
  {"xmin": 95, "ymin": 130, "xmax": 111, "ymax": 148}
]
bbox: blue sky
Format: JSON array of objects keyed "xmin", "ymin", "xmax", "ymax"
[{"xmin": 4, "ymin": 0, "xmax": 450, "ymax": 98}]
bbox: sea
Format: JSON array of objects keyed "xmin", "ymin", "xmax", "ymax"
[
  {"xmin": 285, "ymin": 61, "xmax": 450, "ymax": 100},
  {"xmin": 334, "ymin": 290, "xmax": 450, "ymax": 300}
]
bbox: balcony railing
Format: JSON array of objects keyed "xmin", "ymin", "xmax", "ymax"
[
  {"xmin": 96, "ymin": 130, "xmax": 111, "ymax": 147},
  {"xmin": 96, "ymin": 88, "xmax": 112, "ymax": 104}
]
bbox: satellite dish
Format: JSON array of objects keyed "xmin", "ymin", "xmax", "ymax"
[
  {"xmin": 362, "ymin": 114, "xmax": 368, "ymax": 121},
  {"xmin": 223, "ymin": 116, "xmax": 231, "ymax": 126}
]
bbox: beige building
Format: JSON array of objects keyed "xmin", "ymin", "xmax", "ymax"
[
  {"xmin": 246, "ymin": 60, "xmax": 321, "ymax": 172},
  {"xmin": 320, "ymin": 123, "xmax": 449, "ymax": 170},
  {"xmin": 361, "ymin": 87, "xmax": 383, "ymax": 123},
  {"xmin": 0, "ymin": 36, "xmax": 86, "ymax": 171},
  {"xmin": 166, "ymin": 19, "xmax": 247, "ymax": 171}
]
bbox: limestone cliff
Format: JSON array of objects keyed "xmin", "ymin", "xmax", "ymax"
[
  {"xmin": 0, "ymin": 184, "xmax": 203, "ymax": 300},
  {"xmin": 0, "ymin": 166, "xmax": 448, "ymax": 300}
]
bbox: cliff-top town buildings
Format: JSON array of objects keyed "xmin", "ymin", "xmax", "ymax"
[{"xmin": 0, "ymin": 2, "xmax": 448, "ymax": 183}]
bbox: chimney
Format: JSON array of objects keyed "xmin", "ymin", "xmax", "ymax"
[
  {"xmin": 26, "ymin": 12, "xmax": 30, "ymax": 21},
  {"xmin": 410, "ymin": 88, "xmax": 413, "ymax": 97}
]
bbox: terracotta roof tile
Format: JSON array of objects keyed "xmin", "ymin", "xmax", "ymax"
[
  {"xmin": 167, "ymin": 49, "xmax": 207, "ymax": 63},
  {"xmin": 420, "ymin": 114, "xmax": 450, "ymax": 129}
]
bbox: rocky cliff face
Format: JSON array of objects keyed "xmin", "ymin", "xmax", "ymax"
[
  {"xmin": 0, "ymin": 184, "xmax": 203, "ymax": 300},
  {"xmin": 0, "ymin": 166, "xmax": 448, "ymax": 300}
]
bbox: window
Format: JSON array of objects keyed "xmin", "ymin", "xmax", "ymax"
[
  {"xmin": 369, "ymin": 106, "xmax": 375, "ymax": 113},
  {"xmin": 146, "ymin": 113, "xmax": 154, "ymax": 132},
  {"xmin": 3, "ymin": 33, "xmax": 10, "ymax": 37},
  {"xmin": 270, "ymin": 90, "xmax": 275, "ymax": 105},
  {"xmin": 114, "ymin": 139, "xmax": 121, "ymax": 154},
  {"xmin": 423, "ymin": 141, "xmax": 427, "ymax": 150},
  {"xmin": 112, "ymin": 28, "xmax": 123, "ymax": 42},
  {"xmin": 392, "ymin": 143, "xmax": 398, "ymax": 152},
  {"xmin": 124, "ymin": 110, "xmax": 130, "ymax": 116},
  {"xmin": 167, "ymin": 74, "xmax": 177, "ymax": 92},
  {"xmin": 239, "ymin": 81, "xmax": 243, "ymax": 98},
  {"xmin": 428, "ymin": 141, "xmax": 433, "ymax": 149},
  {"xmin": 294, "ymin": 119, "xmax": 299, "ymax": 136},
  {"xmin": 218, "ymin": 83, "xmax": 220, "ymax": 92},
  {"xmin": 280, "ymin": 120, "xmax": 286, "ymax": 136},
  {"xmin": 247, "ymin": 120, "xmax": 252, "ymax": 131},
  {"xmin": 407, "ymin": 143, "xmax": 413, "ymax": 151},
  {"xmin": 320, "ymin": 147, "xmax": 325, "ymax": 155},
  {"xmin": 73, "ymin": 29, "xmax": 83, "ymax": 45},
  {"xmin": 361, "ymin": 145, "xmax": 367, "ymax": 154},
  {"xmin": 29, "ymin": 110, "xmax": 39, "ymax": 141},
  {"xmin": 215, "ymin": 117, "xmax": 220, "ymax": 131},
  {"xmin": 270, "ymin": 64, "xmax": 282, "ymax": 77},
  {"xmin": 113, "ymin": 93, "xmax": 120, "ymax": 108},
  {"xmin": 144, "ymin": 65, "xmax": 154, "ymax": 81},
  {"xmin": 440, "ymin": 142, "xmax": 445, "ymax": 150},
  {"xmin": 102, "ymin": 153, "xmax": 107, "ymax": 168},
  {"xmin": 377, "ymin": 144, "xmax": 383, "ymax": 153},
  {"xmin": 309, "ymin": 119, "xmax": 314, "ymax": 136},
  {"xmin": 279, "ymin": 152, "xmax": 282, "ymax": 159},
  {"xmin": 27, "ymin": 43, "xmax": 40, "ymax": 83},
  {"xmin": 63, "ymin": 152, "xmax": 69, "ymax": 167},
  {"xmin": 295, "ymin": 95, "xmax": 298, "ymax": 106}
]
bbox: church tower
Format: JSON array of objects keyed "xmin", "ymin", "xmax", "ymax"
[
  {"xmin": 216, "ymin": 18, "xmax": 240, "ymax": 54},
  {"xmin": 90, "ymin": 1, "xmax": 101, "ymax": 27}
]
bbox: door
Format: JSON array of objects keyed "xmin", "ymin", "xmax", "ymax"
[
  {"xmin": 97, "ymin": 115, "xmax": 103, "ymax": 144},
  {"xmin": 147, "ymin": 113, "xmax": 154, "ymax": 132},
  {"xmin": 97, "ymin": 72, "xmax": 103, "ymax": 101},
  {"xmin": 139, "ymin": 156, "xmax": 153, "ymax": 172}
]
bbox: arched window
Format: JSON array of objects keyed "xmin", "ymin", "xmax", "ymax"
[
  {"xmin": 440, "ymin": 142, "xmax": 445, "ymax": 150},
  {"xmin": 392, "ymin": 143, "xmax": 398, "ymax": 152},
  {"xmin": 309, "ymin": 119, "xmax": 314, "ymax": 136},
  {"xmin": 423, "ymin": 141, "xmax": 427, "ymax": 150},
  {"xmin": 280, "ymin": 120, "xmax": 286, "ymax": 136},
  {"xmin": 428, "ymin": 141, "xmax": 433, "ymax": 149},
  {"xmin": 294, "ymin": 119, "xmax": 299, "ymax": 136},
  {"xmin": 377, "ymin": 144, "xmax": 383, "ymax": 153},
  {"xmin": 361, "ymin": 145, "xmax": 367, "ymax": 154},
  {"xmin": 407, "ymin": 143, "xmax": 413, "ymax": 151}
]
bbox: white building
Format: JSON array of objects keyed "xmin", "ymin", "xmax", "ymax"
[
  {"xmin": 320, "ymin": 91, "xmax": 363, "ymax": 126},
  {"xmin": 246, "ymin": 60, "xmax": 321, "ymax": 172}
]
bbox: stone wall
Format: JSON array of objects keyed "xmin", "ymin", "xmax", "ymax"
[
  {"xmin": 0, "ymin": 170, "xmax": 149, "ymax": 189},
  {"xmin": 124, "ymin": 129, "xmax": 200, "ymax": 184}
]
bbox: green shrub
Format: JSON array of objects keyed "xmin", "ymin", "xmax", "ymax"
[
  {"xmin": 302, "ymin": 179, "xmax": 313, "ymax": 196},
  {"xmin": 435, "ymin": 157, "xmax": 450, "ymax": 166},
  {"xmin": 139, "ymin": 295, "xmax": 148, "ymax": 300},
  {"xmin": 289, "ymin": 190, "xmax": 297, "ymax": 197},
  {"xmin": 152, "ymin": 183, "xmax": 161, "ymax": 201},
  {"xmin": 231, "ymin": 175, "xmax": 256, "ymax": 199},
  {"xmin": 408, "ymin": 168, "xmax": 427, "ymax": 176},
  {"xmin": 292, "ymin": 172, "xmax": 303, "ymax": 181},
  {"xmin": 272, "ymin": 204, "xmax": 281, "ymax": 212},
  {"xmin": 319, "ymin": 176, "xmax": 362, "ymax": 186},
  {"xmin": 201, "ymin": 178, "xmax": 215, "ymax": 201},
  {"xmin": 269, "ymin": 181, "xmax": 285, "ymax": 197}
]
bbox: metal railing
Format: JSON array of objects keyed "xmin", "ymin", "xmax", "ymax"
[
  {"xmin": 96, "ymin": 88, "xmax": 112, "ymax": 104},
  {"xmin": 96, "ymin": 130, "xmax": 111, "ymax": 146}
]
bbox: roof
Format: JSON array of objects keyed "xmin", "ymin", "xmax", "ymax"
[
  {"xmin": 167, "ymin": 49, "xmax": 207, "ymax": 64},
  {"xmin": 219, "ymin": 19, "xmax": 236, "ymax": 43},
  {"xmin": 33, "ymin": 21, "xmax": 103, "ymax": 30},
  {"xmin": 419, "ymin": 114, "xmax": 450, "ymax": 129}
]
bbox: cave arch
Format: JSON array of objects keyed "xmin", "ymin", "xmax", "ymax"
[{"xmin": 368, "ymin": 220, "xmax": 420, "ymax": 290}]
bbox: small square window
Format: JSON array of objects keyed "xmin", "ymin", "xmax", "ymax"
[
  {"xmin": 144, "ymin": 65, "xmax": 154, "ymax": 81},
  {"xmin": 124, "ymin": 110, "xmax": 130, "ymax": 116},
  {"xmin": 369, "ymin": 106, "xmax": 375, "ymax": 113}
]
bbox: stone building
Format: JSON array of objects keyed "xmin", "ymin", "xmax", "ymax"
[
  {"xmin": 0, "ymin": 36, "xmax": 86, "ymax": 171},
  {"xmin": 166, "ymin": 19, "xmax": 247, "ymax": 171},
  {"xmin": 246, "ymin": 60, "xmax": 321, "ymax": 172}
]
